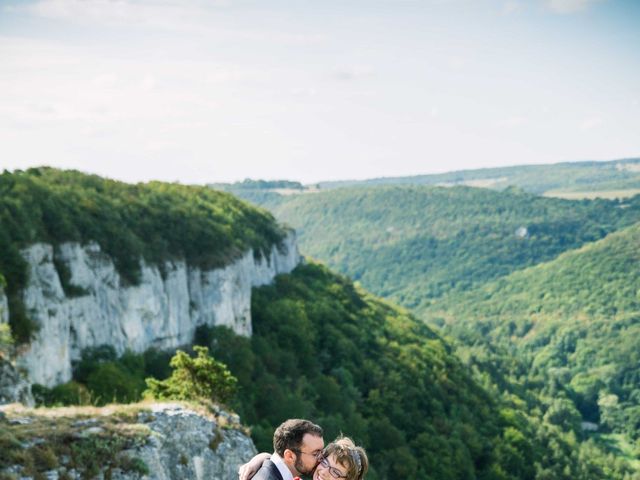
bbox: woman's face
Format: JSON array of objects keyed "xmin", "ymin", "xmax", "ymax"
[{"xmin": 313, "ymin": 453, "xmax": 348, "ymax": 480}]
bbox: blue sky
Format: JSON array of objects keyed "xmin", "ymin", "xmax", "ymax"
[{"xmin": 1, "ymin": 0, "xmax": 639, "ymax": 184}]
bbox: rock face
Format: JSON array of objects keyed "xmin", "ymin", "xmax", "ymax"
[
  {"xmin": 134, "ymin": 404, "xmax": 257, "ymax": 480},
  {"xmin": 0, "ymin": 286, "xmax": 8, "ymax": 324},
  {"xmin": 16, "ymin": 234, "xmax": 300, "ymax": 387},
  {"xmin": 0, "ymin": 287, "xmax": 33, "ymax": 406},
  {"xmin": 0, "ymin": 357, "xmax": 34, "ymax": 406},
  {"xmin": 0, "ymin": 402, "xmax": 257, "ymax": 480}
]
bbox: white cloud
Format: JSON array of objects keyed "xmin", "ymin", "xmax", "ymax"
[
  {"xmin": 20, "ymin": 0, "xmax": 326, "ymax": 45},
  {"xmin": 140, "ymin": 74, "xmax": 156, "ymax": 91},
  {"xmin": 0, "ymin": 37, "xmax": 217, "ymax": 131},
  {"xmin": 24, "ymin": 0, "xmax": 227, "ymax": 29},
  {"xmin": 580, "ymin": 116, "xmax": 603, "ymax": 130},
  {"xmin": 93, "ymin": 73, "xmax": 119, "ymax": 89},
  {"xmin": 498, "ymin": 116, "xmax": 528, "ymax": 128},
  {"xmin": 333, "ymin": 65, "xmax": 375, "ymax": 81},
  {"xmin": 545, "ymin": 0, "xmax": 606, "ymax": 14},
  {"xmin": 447, "ymin": 56, "xmax": 467, "ymax": 70},
  {"xmin": 291, "ymin": 87, "xmax": 318, "ymax": 97},
  {"xmin": 502, "ymin": 1, "xmax": 523, "ymax": 14}
]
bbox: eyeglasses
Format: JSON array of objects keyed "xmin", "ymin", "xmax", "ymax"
[
  {"xmin": 318, "ymin": 456, "xmax": 347, "ymax": 479},
  {"xmin": 293, "ymin": 449, "xmax": 324, "ymax": 460}
]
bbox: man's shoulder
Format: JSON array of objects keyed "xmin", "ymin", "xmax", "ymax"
[{"xmin": 252, "ymin": 459, "xmax": 284, "ymax": 480}]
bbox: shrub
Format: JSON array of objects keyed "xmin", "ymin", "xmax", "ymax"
[
  {"xmin": 86, "ymin": 363, "xmax": 146, "ymax": 405},
  {"xmin": 0, "ymin": 324, "xmax": 12, "ymax": 358},
  {"xmin": 32, "ymin": 381, "xmax": 92, "ymax": 407},
  {"xmin": 144, "ymin": 346, "xmax": 237, "ymax": 405}
]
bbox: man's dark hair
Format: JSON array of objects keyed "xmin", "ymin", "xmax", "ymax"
[{"xmin": 273, "ymin": 419, "xmax": 323, "ymax": 456}]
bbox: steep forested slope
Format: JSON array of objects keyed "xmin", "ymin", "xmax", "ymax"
[
  {"xmin": 427, "ymin": 223, "xmax": 640, "ymax": 445},
  {"xmin": 243, "ymin": 185, "xmax": 640, "ymax": 316},
  {"xmin": 203, "ymin": 263, "xmax": 500, "ymax": 479},
  {"xmin": 199, "ymin": 263, "xmax": 636, "ymax": 480}
]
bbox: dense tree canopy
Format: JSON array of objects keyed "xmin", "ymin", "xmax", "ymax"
[
  {"xmin": 428, "ymin": 223, "xmax": 640, "ymax": 445},
  {"xmin": 223, "ymin": 182, "xmax": 640, "ymax": 477},
  {"xmin": 239, "ymin": 185, "xmax": 640, "ymax": 316},
  {"xmin": 196, "ymin": 263, "xmax": 635, "ymax": 479}
]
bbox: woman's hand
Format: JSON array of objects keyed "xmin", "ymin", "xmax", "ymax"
[{"xmin": 238, "ymin": 452, "xmax": 271, "ymax": 480}]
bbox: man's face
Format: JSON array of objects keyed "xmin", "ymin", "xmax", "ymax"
[{"xmin": 293, "ymin": 434, "xmax": 324, "ymax": 476}]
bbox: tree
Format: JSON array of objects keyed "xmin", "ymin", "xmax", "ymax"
[{"xmin": 144, "ymin": 346, "xmax": 237, "ymax": 405}]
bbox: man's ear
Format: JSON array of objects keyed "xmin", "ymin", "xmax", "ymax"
[{"xmin": 283, "ymin": 449, "xmax": 297, "ymax": 464}]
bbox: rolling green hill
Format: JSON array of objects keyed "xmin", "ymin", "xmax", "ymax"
[
  {"xmin": 427, "ymin": 222, "xmax": 640, "ymax": 446},
  {"xmin": 318, "ymin": 157, "xmax": 640, "ymax": 197},
  {"xmin": 240, "ymin": 185, "xmax": 640, "ymax": 317}
]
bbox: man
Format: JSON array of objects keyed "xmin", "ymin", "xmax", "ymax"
[{"xmin": 248, "ymin": 419, "xmax": 324, "ymax": 480}]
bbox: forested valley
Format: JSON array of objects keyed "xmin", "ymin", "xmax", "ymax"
[
  {"xmin": 222, "ymin": 177, "xmax": 640, "ymax": 478},
  {"xmin": 2, "ymin": 168, "xmax": 640, "ymax": 479}
]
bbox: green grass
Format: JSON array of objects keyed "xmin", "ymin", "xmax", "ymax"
[{"xmin": 0, "ymin": 403, "xmax": 151, "ymax": 479}]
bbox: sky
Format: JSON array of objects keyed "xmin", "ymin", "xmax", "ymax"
[{"xmin": 1, "ymin": 0, "xmax": 639, "ymax": 185}]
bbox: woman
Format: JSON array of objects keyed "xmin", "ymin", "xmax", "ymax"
[
  {"xmin": 239, "ymin": 436, "xmax": 368, "ymax": 480},
  {"xmin": 315, "ymin": 437, "xmax": 368, "ymax": 480}
]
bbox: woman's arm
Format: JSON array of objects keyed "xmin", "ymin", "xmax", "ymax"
[{"xmin": 238, "ymin": 452, "xmax": 271, "ymax": 480}]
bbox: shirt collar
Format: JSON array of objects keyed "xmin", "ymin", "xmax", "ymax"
[{"xmin": 272, "ymin": 453, "xmax": 295, "ymax": 480}]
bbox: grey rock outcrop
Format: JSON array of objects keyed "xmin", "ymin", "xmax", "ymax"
[
  {"xmin": 0, "ymin": 402, "xmax": 257, "ymax": 480},
  {"xmin": 16, "ymin": 234, "xmax": 300, "ymax": 387},
  {"xmin": 0, "ymin": 357, "xmax": 34, "ymax": 406},
  {"xmin": 0, "ymin": 287, "xmax": 32, "ymax": 406},
  {"xmin": 133, "ymin": 403, "xmax": 257, "ymax": 480}
]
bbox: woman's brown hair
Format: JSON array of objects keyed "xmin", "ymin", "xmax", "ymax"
[{"xmin": 323, "ymin": 436, "xmax": 368, "ymax": 480}]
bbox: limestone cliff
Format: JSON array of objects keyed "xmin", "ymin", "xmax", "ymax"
[
  {"xmin": 10, "ymin": 233, "xmax": 299, "ymax": 387},
  {"xmin": 136, "ymin": 403, "xmax": 255, "ymax": 480}
]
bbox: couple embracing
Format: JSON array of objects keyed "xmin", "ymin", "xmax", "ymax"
[{"xmin": 238, "ymin": 419, "xmax": 368, "ymax": 480}]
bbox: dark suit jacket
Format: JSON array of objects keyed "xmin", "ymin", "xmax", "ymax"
[{"xmin": 252, "ymin": 459, "xmax": 285, "ymax": 480}]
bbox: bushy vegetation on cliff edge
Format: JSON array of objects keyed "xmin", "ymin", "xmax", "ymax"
[
  {"xmin": 0, "ymin": 167, "xmax": 287, "ymax": 343},
  {"xmin": 427, "ymin": 222, "xmax": 640, "ymax": 450},
  {"xmin": 249, "ymin": 185, "xmax": 640, "ymax": 316}
]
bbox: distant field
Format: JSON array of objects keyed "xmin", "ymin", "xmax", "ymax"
[
  {"xmin": 436, "ymin": 177, "xmax": 508, "ymax": 188},
  {"xmin": 543, "ymin": 189, "xmax": 640, "ymax": 199},
  {"xmin": 272, "ymin": 186, "xmax": 321, "ymax": 195}
]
